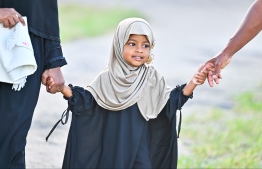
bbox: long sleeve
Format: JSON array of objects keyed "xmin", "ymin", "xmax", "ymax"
[
  {"xmin": 43, "ymin": 39, "xmax": 67, "ymax": 70},
  {"xmin": 46, "ymin": 85, "xmax": 94, "ymax": 142},
  {"xmin": 166, "ymin": 83, "xmax": 193, "ymax": 122},
  {"xmin": 65, "ymin": 85, "xmax": 95, "ymax": 115}
]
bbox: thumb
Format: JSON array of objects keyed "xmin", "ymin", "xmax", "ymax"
[{"xmin": 197, "ymin": 64, "xmax": 204, "ymax": 72}]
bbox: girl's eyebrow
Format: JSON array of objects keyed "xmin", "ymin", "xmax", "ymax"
[{"xmin": 128, "ymin": 39, "xmax": 149, "ymax": 43}]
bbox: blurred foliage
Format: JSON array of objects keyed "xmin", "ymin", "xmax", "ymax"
[
  {"xmin": 233, "ymin": 86, "xmax": 262, "ymax": 113},
  {"xmin": 58, "ymin": 4, "xmax": 145, "ymax": 42},
  {"xmin": 178, "ymin": 85, "xmax": 262, "ymax": 168}
]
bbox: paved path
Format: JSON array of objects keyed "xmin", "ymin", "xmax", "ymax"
[{"xmin": 26, "ymin": 0, "xmax": 262, "ymax": 167}]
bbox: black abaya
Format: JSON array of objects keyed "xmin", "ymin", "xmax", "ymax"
[{"xmin": 50, "ymin": 84, "xmax": 192, "ymax": 169}]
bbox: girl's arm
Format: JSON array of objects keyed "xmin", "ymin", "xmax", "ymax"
[
  {"xmin": 61, "ymin": 85, "xmax": 73, "ymax": 98},
  {"xmin": 183, "ymin": 80, "xmax": 197, "ymax": 96}
]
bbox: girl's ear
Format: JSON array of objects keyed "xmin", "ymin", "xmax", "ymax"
[
  {"xmin": 146, "ymin": 54, "xmax": 154, "ymax": 64},
  {"xmin": 151, "ymin": 42, "xmax": 155, "ymax": 49}
]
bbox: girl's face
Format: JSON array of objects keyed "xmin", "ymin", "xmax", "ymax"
[{"xmin": 123, "ymin": 34, "xmax": 150, "ymax": 67}]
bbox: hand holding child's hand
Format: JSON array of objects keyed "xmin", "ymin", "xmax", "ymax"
[{"xmin": 46, "ymin": 77, "xmax": 66, "ymax": 94}]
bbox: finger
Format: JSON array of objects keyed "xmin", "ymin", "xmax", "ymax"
[
  {"xmin": 193, "ymin": 75, "xmax": 205, "ymax": 85},
  {"xmin": 195, "ymin": 79, "xmax": 202, "ymax": 85},
  {"xmin": 48, "ymin": 82, "xmax": 61, "ymax": 94},
  {"xmin": 197, "ymin": 64, "xmax": 204, "ymax": 72},
  {"xmin": 46, "ymin": 85, "xmax": 50, "ymax": 93},
  {"xmin": 213, "ymin": 75, "xmax": 220, "ymax": 84},
  {"xmin": 205, "ymin": 65, "xmax": 215, "ymax": 72},
  {"xmin": 47, "ymin": 81, "xmax": 55, "ymax": 88},
  {"xmin": 46, "ymin": 77, "xmax": 54, "ymax": 83},
  {"xmin": 197, "ymin": 77, "xmax": 206, "ymax": 84},
  {"xmin": 197, "ymin": 80, "xmax": 205, "ymax": 85},
  {"xmin": 195, "ymin": 74, "xmax": 204, "ymax": 80},
  {"xmin": 203, "ymin": 61, "xmax": 211, "ymax": 68},
  {"xmin": 2, "ymin": 20, "xmax": 10, "ymax": 28},
  {"xmin": 47, "ymin": 87, "xmax": 55, "ymax": 94},
  {"xmin": 207, "ymin": 70, "xmax": 214, "ymax": 87},
  {"xmin": 17, "ymin": 14, "xmax": 26, "ymax": 26},
  {"xmin": 197, "ymin": 73, "xmax": 206, "ymax": 80},
  {"xmin": 199, "ymin": 71, "xmax": 208, "ymax": 76},
  {"xmin": 8, "ymin": 18, "xmax": 16, "ymax": 29},
  {"xmin": 46, "ymin": 77, "xmax": 54, "ymax": 88},
  {"xmin": 213, "ymin": 62, "xmax": 221, "ymax": 79},
  {"xmin": 193, "ymin": 78, "xmax": 198, "ymax": 85}
]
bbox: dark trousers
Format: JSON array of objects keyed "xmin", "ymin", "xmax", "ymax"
[{"xmin": 0, "ymin": 34, "xmax": 44, "ymax": 169}]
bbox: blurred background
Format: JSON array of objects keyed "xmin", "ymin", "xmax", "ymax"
[{"xmin": 26, "ymin": 0, "xmax": 262, "ymax": 168}]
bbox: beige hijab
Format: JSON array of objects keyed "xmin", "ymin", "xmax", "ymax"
[{"xmin": 86, "ymin": 18, "xmax": 172, "ymax": 120}]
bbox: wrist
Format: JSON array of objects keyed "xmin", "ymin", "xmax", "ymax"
[
  {"xmin": 190, "ymin": 79, "xmax": 198, "ymax": 87},
  {"xmin": 220, "ymin": 50, "xmax": 233, "ymax": 59},
  {"xmin": 61, "ymin": 85, "xmax": 73, "ymax": 98},
  {"xmin": 222, "ymin": 38, "xmax": 240, "ymax": 58},
  {"xmin": 60, "ymin": 84, "xmax": 66, "ymax": 93},
  {"xmin": 183, "ymin": 80, "xmax": 196, "ymax": 96}
]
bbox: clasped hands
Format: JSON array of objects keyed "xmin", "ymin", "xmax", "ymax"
[
  {"xmin": 192, "ymin": 62, "xmax": 222, "ymax": 87},
  {"xmin": 42, "ymin": 67, "xmax": 65, "ymax": 94}
]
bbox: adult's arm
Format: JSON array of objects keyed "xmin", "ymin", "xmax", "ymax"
[{"xmin": 205, "ymin": 0, "xmax": 262, "ymax": 87}]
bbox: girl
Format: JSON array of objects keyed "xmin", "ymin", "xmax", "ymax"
[{"xmin": 47, "ymin": 18, "xmax": 211, "ymax": 169}]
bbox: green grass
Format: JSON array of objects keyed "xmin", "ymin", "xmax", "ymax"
[
  {"xmin": 58, "ymin": 4, "xmax": 145, "ymax": 42},
  {"xmin": 233, "ymin": 87, "xmax": 262, "ymax": 113},
  {"xmin": 178, "ymin": 86, "xmax": 262, "ymax": 168}
]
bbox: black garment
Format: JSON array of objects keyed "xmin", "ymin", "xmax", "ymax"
[
  {"xmin": 56, "ymin": 84, "xmax": 192, "ymax": 169},
  {"xmin": 0, "ymin": 1, "xmax": 67, "ymax": 168}
]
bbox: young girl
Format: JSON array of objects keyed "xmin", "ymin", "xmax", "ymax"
[{"xmin": 47, "ymin": 18, "xmax": 211, "ymax": 169}]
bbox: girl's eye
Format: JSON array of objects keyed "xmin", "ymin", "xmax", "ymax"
[
  {"xmin": 128, "ymin": 42, "xmax": 135, "ymax": 46},
  {"xmin": 143, "ymin": 44, "xmax": 150, "ymax": 48}
]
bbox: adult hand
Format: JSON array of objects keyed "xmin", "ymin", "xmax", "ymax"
[
  {"xmin": 42, "ymin": 67, "xmax": 65, "ymax": 94},
  {"xmin": 0, "ymin": 8, "xmax": 25, "ymax": 28},
  {"xmin": 204, "ymin": 53, "xmax": 231, "ymax": 87}
]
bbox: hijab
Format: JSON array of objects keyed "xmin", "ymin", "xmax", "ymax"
[
  {"xmin": 86, "ymin": 18, "xmax": 172, "ymax": 120},
  {"xmin": 0, "ymin": 0, "xmax": 60, "ymax": 41}
]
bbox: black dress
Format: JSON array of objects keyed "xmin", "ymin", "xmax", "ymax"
[{"xmin": 49, "ymin": 84, "xmax": 192, "ymax": 169}]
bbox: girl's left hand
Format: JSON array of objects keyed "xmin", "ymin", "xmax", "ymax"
[{"xmin": 192, "ymin": 64, "xmax": 209, "ymax": 85}]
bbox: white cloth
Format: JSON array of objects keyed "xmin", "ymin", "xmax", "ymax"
[
  {"xmin": 86, "ymin": 18, "xmax": 172, "ymax": 120},
  {"xmin": 0, "ymin": 17, "xmax": 37, "ymax": 91}
]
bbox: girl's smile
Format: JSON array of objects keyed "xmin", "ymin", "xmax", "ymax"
[{"xmin": 132, "ymin": 55, "xmax": 144, "ymax": 60}]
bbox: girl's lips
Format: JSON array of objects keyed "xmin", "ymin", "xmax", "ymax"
[{"xmin": 132, "ymin": 56, "xmax": 143, "ymax": 60}]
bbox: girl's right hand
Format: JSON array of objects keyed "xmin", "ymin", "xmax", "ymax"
[{"xmin": 0, "ymin": 8, "xmax": 25, "ymax": 28}]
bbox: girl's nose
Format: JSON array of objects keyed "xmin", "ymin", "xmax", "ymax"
[{"xmin": 136, "ymin": 48, "xmax": 143, "ymax": 53}]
